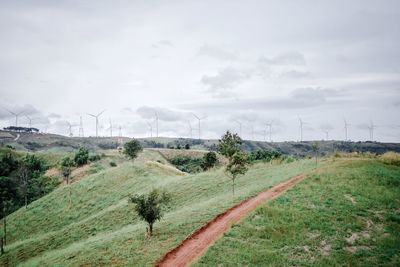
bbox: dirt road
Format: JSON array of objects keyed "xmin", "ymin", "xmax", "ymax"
[{"xmin": 156, "ymin": 173, "xmax": 306, "ymax": 267}]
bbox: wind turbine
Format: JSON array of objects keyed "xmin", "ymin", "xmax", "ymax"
[
  {"xmin": 78, "ymin": 116, "xmax": 84, "ymax": 137},
  {"xmin": 344, "ymin": 119, "xmax": 351, "ymax": 141},
  {"xmin": 187, "ymin": 121, "xmax": 194, "ymax": 139},
  {"xmin": 106, "ymin": 119, "xmax": 113, "ymax": 137},
  {"xmin": 298, "ymin": 117, "xmax": 307, "ymax": 142},
  {"xmin": 367, "ymin": 120, "xmax": 377, "ymax": 141},
  {"xmin": 154, "ymin": 111, "xmax": 159, "ymax": 137},
  {"xmin": 251, "ymin": 125, "xmax": 254, "ymax": 140},
  {"xmin": 192, "ymin": 113, "xmax": 206, "ymax": 140},
  {"xmin": 66, "ymin": 121, "xmax": 78, "ymax": 137},
  {"xmin": 266, "ymin": 121, "xmax": 273, "ymax": 142},
  {"xmin": 87, "ymin": 110, "xmax": 105, "ymax": 137},
  {"xmin": 25, "ymin": 115, "xmax": 32, "ymax": 128},
  {"xmin": 146, "ymin": 121, "xmax": 153, "ymax": 138},
  {"xmin": 233, "ymin": 119, "xmax": 242, "ymax": 137},
  {"xmin": 5, "ymin": 109, "xmax": 24, "ymax": 127}
]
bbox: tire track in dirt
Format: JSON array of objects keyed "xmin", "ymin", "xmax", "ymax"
[{"xmin": 156, "ymin": 173, "xmax": 307, "ymax": 267}]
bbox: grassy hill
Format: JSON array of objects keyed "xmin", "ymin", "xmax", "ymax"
[
  {"xmin": 1, "ymin": 130, "xmax": 400, "ymax": 156},
  {"xmin": 195, "ymin": 158, "xmax": 400, "ymax": 266},
  {"xmin": 0, "ymin": 149, "xmax": 317, "ymax": 266}
]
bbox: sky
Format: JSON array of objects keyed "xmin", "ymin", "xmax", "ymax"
[{"xmin": 0, "ymin": 0, "xmax": 399, "ymax": 142}]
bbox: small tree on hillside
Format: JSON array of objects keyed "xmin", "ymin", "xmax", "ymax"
[
  {"xmin": 225, "ymin": 151, "xmax": 249, "ymax": 195},
  {"xmin": 312, "ymin": 142, "xmax": 319, "ymax": 166},
  {"xmin": 0, "ymin": 176, "xmax": 18, "ymax": 247},
  {"xmin": 218, "ymin": 131, "xmax": 249, "ymax": 196},
  {"xmin": 60, "ymin": 156, "xmax": 75, "ymax": 185},
  {"xmin": 202, "ymin": 151, "xmax": 218, "ymax": 170},
  {"xmin": 129, "ymin": 189, "xmax": 170, "ymax": 237},
  {"xmin": 218, "ymin": 131, "xmax": 242, "ymax": 158},
  {"xmin": 123, "ymin": 139, "xmax": 143, "ymax": 160},
  {"xmin": 74, "ymin": 147, "xmax": 89, "ymax": 166}
]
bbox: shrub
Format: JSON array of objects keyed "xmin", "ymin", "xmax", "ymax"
[
  {"xmin": 89, "ymin": 154, "xmax": 101, "ymax": 162},
  {"xmin": 202, "ymin": 152, "xmax": 218, "ymax": 170},
  {"xmin": 74, "ymin": 147, "xmax": 89, "ymax": 166},
  {"xmin": 249, "ymin": 149, "xmax": 282, "ymax": 162},
  {"xmin": 123, "ymin": 139, "xmax": 143, "ymax": 160},
  {"xmin": 109, "ymin": 161, "xmax": 117, "ymax": 167},
  {"xmin": 170, "ymin": 156, "xmax": 204, "ymax": 173},
  {"xmin": 380, "ymin": 152, "xmax": 400, "ymax": 166}
]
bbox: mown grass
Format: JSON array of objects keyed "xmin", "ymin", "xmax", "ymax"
[
  {"xmin": 0, "ymin": 150, "xmax": 317, "ymax": 266},
  {"xmin": 195, "ymin": 159, "xmax": 400, "ymax": 267}
]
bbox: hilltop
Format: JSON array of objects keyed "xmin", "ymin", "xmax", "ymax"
[{"xmin": 1, "ymin": 130, "xmax": 399, "ymax": 156}]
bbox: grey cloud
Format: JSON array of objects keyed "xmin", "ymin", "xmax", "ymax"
[
  {"xmin": 280, "ymin": 70, "xmax": 311, "ymax": 79},
  {"xmin": 258, "ymin": 52, "xmax": 306, "ymax": 66},
  {"xmin": 136, "ymin": 106, "xmax": 188, "ymax": 122},
  {"xmin": 152, "ymin": 40, "xmax": 173, "ymax": 49},
  {"xmin": 198, "ymin": 45, "xmax": 237, "ymax": 61},
  {"xmin": 201, "ymin": 67, "xmax": 251, "ymax": 97},
  {"xmin": 47, "ymin": 113, "xmax": 61, "ymax": 119}
]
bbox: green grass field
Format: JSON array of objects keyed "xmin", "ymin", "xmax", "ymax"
[
  {"xmin": 0, "ymin": 149, "xmax": 317, "ymax": 266},
  {"xmin": 194, "ymin": 158, "xmax": 400, "ymax": 266}
]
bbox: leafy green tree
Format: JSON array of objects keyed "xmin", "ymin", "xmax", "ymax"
[
  {"xmin": 226, "ymin": 151, "xmax": 249, "ymax": 195},
  {"xmin": 218, "ymin": 131, "xmax": 249, "ymax": 195},
  {"xmin": 0, "ymin": 152, "xmax": 19, "ymax": 177},
  {"xmin": 123, "ymin": 139, "xmax": 143, "ymax": 160},
  {"xmin": 60, "ymin": 156, "xmax": 75, "ymax": 184},
  {"xmin": 0, "ymin": 176, "xmax": 18, "ymax": 246},
  {"xmin": 74, "ymin": 147, "xmax": 89, "ymax": 166},
  {"xmin": 202, "ymin": 151, "xmax": 218, "ymax": 170},
  {"xmin": 129, "ymin": 189, "xmax": 170, "ymax": 237},
  {"xmin": 218, "ymin": 131, "xmax": 242, "ymax": 158}
]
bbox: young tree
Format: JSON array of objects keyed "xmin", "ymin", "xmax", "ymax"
[
  {"xmin": 225, "ymin": 151, "xmax": 249, "ymax": 195},
  {"xmin": 129, "ymin": 189, "xmax": 170, "ymax": 237},
  {"xmin": 202, "ymin": 151, "xmax": 218, "ymax": 170},
  {"xmin": 74, "ymin": 147, "xmax": 89, "ymax": 166},
  {"xmin": 18, "ymin": 163, "xmax": 30, "ymax": 209},
  {"xmin": 60, "ymin": 156, "xmax": 74, "ymax": 185},
  {"xmin": 0, "ymin": 176, "xmax": 18, "ymax": 246},
  {"xmin": 218, "ymin": 131, "xmax": 242, "ymax": 158},
  {"xmin": 218, "ymin": 131, "xmax": 249, "ymax": 196},
  {"xmin": 123, "ymin": 139, "xmax": 143, "ymax": 160}
]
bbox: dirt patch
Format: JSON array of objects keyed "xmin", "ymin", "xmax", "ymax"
[
  {"xmin": 156, "ymin": 173, "xmax": 307, "ymax": 267},
  {"xmin": 320, "ymin": 240, "xmax": 331, "ymax": 256},
  {"xmin": 344, "ymin": 194, "xmax": 357, "ymax": 204}
]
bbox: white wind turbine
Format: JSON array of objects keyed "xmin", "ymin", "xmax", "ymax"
[
  {"xmin": 5, "ymin": 108, "xmax": 25, "ymax": 127},
  {"xmin": 344, "ymin": 119, "xmax": 351, "ymax": 141},
  {"xmin": 192, "ymin": 113, "xmax": 206, "ymax": 140},
  {"xmin": 266, "ymin": 121, "xmax": 273, "ymax": 142},
  {"xmin": 233, "ymin": 119, "xmax": 242, "ymax": 137},
  {"xmin": 87, "ymin": 110, "xmax": 105, "ymax": 137}
]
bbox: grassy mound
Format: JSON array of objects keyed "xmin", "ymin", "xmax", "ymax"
[{"xmin": 195, "ymin": 159, "xmax": 400, "ymax": 266}]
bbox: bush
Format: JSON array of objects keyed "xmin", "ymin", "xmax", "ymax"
[
  {"xmin": 202, "ymin": 152, "xmax": 218, "ymax": 170},
  {"xmin": 74, "ymin": 147, "xmax": 89, "ymax": 166},
  {"xmin": 123, "ymin": 139, "xmax": 143, "ymax": 160},
  {"xmin": 249, "ymin": 149, "xmax": 282, "ymax": 162},
  {"xmin": 170, "ymin": 156, "xmax": 204, "ymax": 173},
  {"xmin": 109, "ymin": 161, "xmax": 117, "ymax": 167},
  {"xmin": 89, "ymin": 154, "xmax": 101, "ymax": 162},
  {"xmin": 380, "ymin": 152, "xmax": 400, "ymax": 166}
]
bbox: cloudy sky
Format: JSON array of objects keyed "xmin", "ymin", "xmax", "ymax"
[{"xmin": 0, "ymin": 0, "xmax": 399, "ymax": 141}]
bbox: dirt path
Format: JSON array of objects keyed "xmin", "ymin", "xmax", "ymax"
[{"xmin": 156, "ymin": 173, "xmax": 307, "ymax": 267}]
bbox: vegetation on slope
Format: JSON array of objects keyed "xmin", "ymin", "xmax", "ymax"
[
  {"xmin": 0, "ymin": 150, "xmax": 316, "ymax": 266},
  {"xmin": 195, "ymin": 158, "xmax": 400, "ymax": 266}
]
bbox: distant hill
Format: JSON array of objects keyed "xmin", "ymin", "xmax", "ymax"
[{"xmin": 1, "ymin": 130, "xmax": 399, "ymax": 156}]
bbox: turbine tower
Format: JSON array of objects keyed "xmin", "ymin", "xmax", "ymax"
[
  {"xmin": 106, "ymin": 119, "xmax": 113, "ymax": 137},
  {"xmin": 78, "ymin": 116, "xmax": 84, "ymax": 137},
  {"xmin": 87, "ymin": 110, "xmax": 105, "ymax": 138},
  {"xmin": 367, "ymin": 120, "xmax": 377, "ymax": 141},
  {"xmin": 298, "ymin": 117, "xmax": 306, "ymax": 142},
  {"xmin": 66, "ymin": 121, "xmax": 78, "ymax": 137},
  {"xmin": 344, "ymin": 119, "xmax": 350, "ymax": 141},
  {"xmin": 154, "ymin": 111, "xmax": 159, "ymax": 137},
  {"xmin": 266, "ymin": 121, "xmax": 273, "ymax": 142},
  {"xmin": 25, "ymin": 115, "xmax": 32, "ymax": 128},
  {"xmin": 192, "ymin": 113, "xmax": 206, "ymax": 140},
  {"xmin": 187, "ymin": 121, "xmax": 194, "ymax": 139},
  {"xmin": 5, "ymin": 109, "xmax": 24, "ymax": 127},
  {"xmin": 233, "ymin": 119, "xmax": 242, "ymax": 137},
  {"xmin": 147, "ymin": 121, "xmax": 153, "ymax": 138}
]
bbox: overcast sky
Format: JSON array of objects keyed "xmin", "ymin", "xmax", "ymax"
[{"xmin": 0, "ymin": 0, "xmax": 399, "ymax": 142}]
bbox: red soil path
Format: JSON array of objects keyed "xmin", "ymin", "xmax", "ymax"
[{"xmin": 156, "ymin": 173, "xmax": 307, "ymax": 267}]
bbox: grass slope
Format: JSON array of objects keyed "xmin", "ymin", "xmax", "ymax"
[
  {"xmin": 195, "ymin": 158, "xmax": 400, "ymax": 266},
  {"xmin": 0, "ymin": 151, "xmax": 316, "ymax": 266}
]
